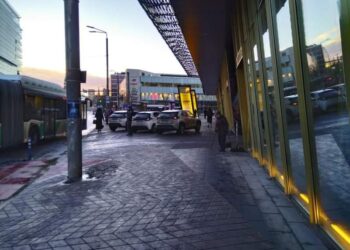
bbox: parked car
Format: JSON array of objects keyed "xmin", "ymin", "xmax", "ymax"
[
  {"xmin": 283, "ymin": 86, "xmax": 297, "ymax": 97},
  {"xmin": 311, "ymin": 88, "xmax": 345, "ymax": 112},
  {"xmin": 156, "ymin": 110, "xmax": 201, "ymax": 135},
  {"xmin": 329, "ymin": 83, "xmax": 346, "ymax": 98},
  {"xmin": 131, "ymin": 111, "xmax": 159, "ymax": 132},
  {"xmin": 108, "ymin": 110, "xmax": 128, "ymax": 131},
  {"xmin": 284, "ymin": 94, "xmax": 299, "ymax": 122}
]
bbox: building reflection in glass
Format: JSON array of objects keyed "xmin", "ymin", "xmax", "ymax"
[
  {"xmin": 275, "ymin": 0, "xmax": 307, "ymax": 197},
  {"xmin": 302, "ymin": 0, "xmax": 350, "ymax": 230}
]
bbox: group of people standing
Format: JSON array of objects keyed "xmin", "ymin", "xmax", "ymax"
[{"xmin": 94, "ymin": 106, "xmax": 134, "ymax": 135}]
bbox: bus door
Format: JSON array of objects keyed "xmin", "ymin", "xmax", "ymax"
[{"xmin": 43, "ymin": 98, "xmax": 56, "ymax": 137}]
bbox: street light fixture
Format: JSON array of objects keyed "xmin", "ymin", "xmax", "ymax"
[{"xmin": 87, "ymin": 25, "xmax": 109, "ymax": 107}]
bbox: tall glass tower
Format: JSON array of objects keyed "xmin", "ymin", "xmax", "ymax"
[{"xmin": 0, "ymin": 0, "xmax": 22, "ymax": 74}]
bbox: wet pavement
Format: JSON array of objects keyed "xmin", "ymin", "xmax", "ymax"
[{"xmin": 0, "ymin": 122, "xmax": 330, "ymax": 249}]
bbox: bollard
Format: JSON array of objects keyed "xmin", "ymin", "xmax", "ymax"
[{"xmin": 27, "ymin": 138, "xmax": 32, "ymax": 160}]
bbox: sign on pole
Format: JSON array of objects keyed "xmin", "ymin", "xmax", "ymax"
[{"xmin": 191, "ymin": 90, "xmax": 198, "ymax": 115}]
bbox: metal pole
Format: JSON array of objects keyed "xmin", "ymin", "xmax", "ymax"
[
  {"xmin": 64, "ymin": 0, "xmax": 82, "ymax": 183},
  {"xmin": 106, "ymin": 35, "xmax": 109, "ymax": 106}
]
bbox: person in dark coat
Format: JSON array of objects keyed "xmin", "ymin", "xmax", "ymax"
[
  {"xmin": 206, "ymin": 107, "xmax": 213, "ymax": 128},
  {"xmin": 215, "ymin": 112, "xmax": 229, "ymax": 152},
  {"xmin": 126, "ymin": 106, "xmax": 134, "ymax": 136},
  {"xmin": 95, "ymin": 107, "xmax": 104, "ymax": 133}
]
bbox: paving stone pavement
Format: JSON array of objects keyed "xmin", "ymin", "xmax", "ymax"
[{"xmin": 0, "ymin": 127, "xmax": 330, "ymax": 249}]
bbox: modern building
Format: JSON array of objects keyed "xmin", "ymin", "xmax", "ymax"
[
  {"xmin": 0, "ymin": 0, "xmax": 22, "ymax": 75},
  {"xmin": 110, "ymin": 72, "xmax": 125, "ymax": 106},
  {"xmin": 139, "ymin": 0, "xmax": 350, "ymax": 248},
  {"xmin": 118, "ymin": 69, "xmax": 216, "ymax": 109}
]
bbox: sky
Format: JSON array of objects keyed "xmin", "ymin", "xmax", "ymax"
[{"xmin": 8, "ymin": 0, "xmax": 185, "ymax": 88}]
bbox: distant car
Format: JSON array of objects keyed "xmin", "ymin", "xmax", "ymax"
[
  {"xmin": 283, "ymin": 86, "xmax": 297, "ymax": 97},
  {"xmin": 108, "ymin": 110, "xmax": 127, "ymax": 131},
  {"xmin": 284, "ymin": 94, "xmax": 299, "ymax": 122},
  {"xmin": 329, "ymin": 83, "xmax": 346, "ymax": 98},
  {"xmin": 156, "ymin": 110, "xmax": 201, "ymax": 135},
  {"xmin": 131, "ymin": 111, "xmax": 159, "ymax": 132},
  {"xmin": 311, "ymin": 88, "xmax": 345, "ymax": 112}
]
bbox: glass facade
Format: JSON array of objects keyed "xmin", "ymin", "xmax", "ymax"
[
  {"xmin": 232, "ymin": 0, "xmax": 350, "ymax": 247},
  {"xmin": 139, "ymin": 75, "xmax": 216, "ymax": 104},
  {"xmin": 301, "ymin": 0, "xmax": 350, "ymax": 238},
  {"xmin": 0, "ymin": 0, "xmax": 22, "ymax": 74}
]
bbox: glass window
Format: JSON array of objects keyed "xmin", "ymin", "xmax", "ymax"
[
  {"xmin": 254, "ymin": 44, "xmax": 268, "ymax": 160},
  {"xmin": 301, "ymin": 0, "xmax": 350, "ymax": 230},
  {"xmin": 275, "ymin": 0, "xmax": 307, "ymax": 197},
  {"xmin": 134, "ymin": 113, "xmax": 151, "ymax": 120},
  {"xmin": 247, "ymin": 57, "xmax": 259, "ymax": 154},
  {"xmin": 111, "ymin": 112, "xmax": 126, "ymax": 118},
  {"xmin": 260, "ymin": 2, "xmax": 284, "ymax": 177}
]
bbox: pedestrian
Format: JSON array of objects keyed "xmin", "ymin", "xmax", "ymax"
[
  {"xmin": 126, "ymin": 105, "xmax": 134, "ymax": 136},
  {"xmin": 206, "ymin": 107, "xmax": 213, "ymax": 128},
  {"xmin": 203, "ymin": 107, "xmax": 207, "ymax": 119},
  {"xmin": 215, "ymin": 112, "xmax": 229, "ymax": 152},
  {"xmin": 106, "ymin": 108, "xmax": 113, "ymax": 124},
  {"xmin": 95, "ymin": 107, "xmax": 104, "ymax": 133}
]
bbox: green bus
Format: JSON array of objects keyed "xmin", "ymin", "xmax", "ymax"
[{"xmin": 0, "ymin": 75, "xmax": 86, "ymax": 149}]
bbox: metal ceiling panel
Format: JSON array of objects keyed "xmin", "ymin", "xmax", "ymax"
[
  {"xmin": 169, "ymin": 0, "xmax": 228, "ymax": 95},
  {"xmin": 138, "ymin": 0, "xmax": 229, "ymax": 95}
]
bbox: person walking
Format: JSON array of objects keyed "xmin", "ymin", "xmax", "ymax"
[
  {"xmin": 95, "ymin": 107, "xmax": 104, "ymax": 133},
  {"xmin": 206, "ymin": 107, "xmax": 213, "ymax": 128},
  {"xmin": 126, "ymin": 106, "xmax": 134, "ymax": 136},
  {"xmin": 215, "ymin": 112, "xmax": 229, "ymax": 152}
]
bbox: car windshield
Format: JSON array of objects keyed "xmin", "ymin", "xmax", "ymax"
[
  {"xmin": 134, "ymin": 113, "xmax": 150, "ymax": 120},
  {"xmin": 319, "ymin": 90, "xmax": 338, "ymax": 98},
  {"xmin": 158, "ymin": 112, "xmax": 178, "ymax": 119},
  {"xmin": 285, "ymin": 95, "xmax": 298, "ymax": 104},
  {"xmin": 111, "ymin": 113, "xmax": 126, "ymax": 118}
]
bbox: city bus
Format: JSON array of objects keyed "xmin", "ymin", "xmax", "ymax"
[{"xmin": 0, "ymin": 75, "xmax": 87, "ymax": 149}]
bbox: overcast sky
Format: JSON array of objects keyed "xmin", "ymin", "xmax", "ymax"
[{"xmin": 8, "ymin": 0, "xmax": 185, "ymax": 87}]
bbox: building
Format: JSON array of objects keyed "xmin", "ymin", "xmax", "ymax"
[
  {"xmin": 0, "ymin": 0, "xmax": 22, "ymax": 74},
  {"xmin": 86, "ymin": 89, "xmax": 95, "ymax": 100},
  {"xmin": 110, "ymin": 72, "xmax": 125, "ymax": 106},
  {"xmin": 139, "ymin": 0, "xmax": 350, "ymax": 248},
  {"xmin": 118, "ymin": 69, "xmax": 216, "ymax": 109}
]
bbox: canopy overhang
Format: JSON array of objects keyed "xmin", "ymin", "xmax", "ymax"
[{"xmin": 139, "ymin": 0, "xmax": 230, "ymax": 95}]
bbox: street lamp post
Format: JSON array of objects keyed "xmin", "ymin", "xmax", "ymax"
[{"xmin": 87, "ymin": 25, "xmax": 109, "ymax": 106}]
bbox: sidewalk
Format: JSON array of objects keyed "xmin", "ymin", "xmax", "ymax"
[
  {"xmin": 0, "ymin": 112, "xmax": 96, "ymax": 201},
  {"xmin": 0, "ymin": 124, "xmax": 330, "ymax": 249}
]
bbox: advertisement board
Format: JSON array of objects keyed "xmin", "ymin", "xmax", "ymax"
[
  {"xmin": 178, "ymin": 85, "xmax": 194, "ymax": 115},
  {"xmin": 191, "ymin": 90, "xmax": 198, "ymax": 115}
]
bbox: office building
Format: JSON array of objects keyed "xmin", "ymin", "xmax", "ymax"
[
  {"xmin": 0, "ymin": 0, "xmax": 22, "ymax": 74},
  {"xmin": 118, "ymin": 69, "xmax": 216, "ymax": 109}
]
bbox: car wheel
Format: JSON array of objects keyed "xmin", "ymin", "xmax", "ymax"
[
  {"xmin": 109, "ymin": 125, "xmax": 116, "ymax": 131},
  {"xmin": 195, "ymin": 122, "xmax": 201, "ymax": 133},
  {"xmin": 29, "ymin": 126, "xmax": 40, "ymax": 145},
  {"xmin": 151, "ymin": 124, "xmax": 156, "ymax": 133},
  {"xmin": 157, "ymin": 129, "xmax": 163, "ymax": 135},
  {"xmin": 178, "ymin": 123, "xmax": 185, "ymax": 135}
]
